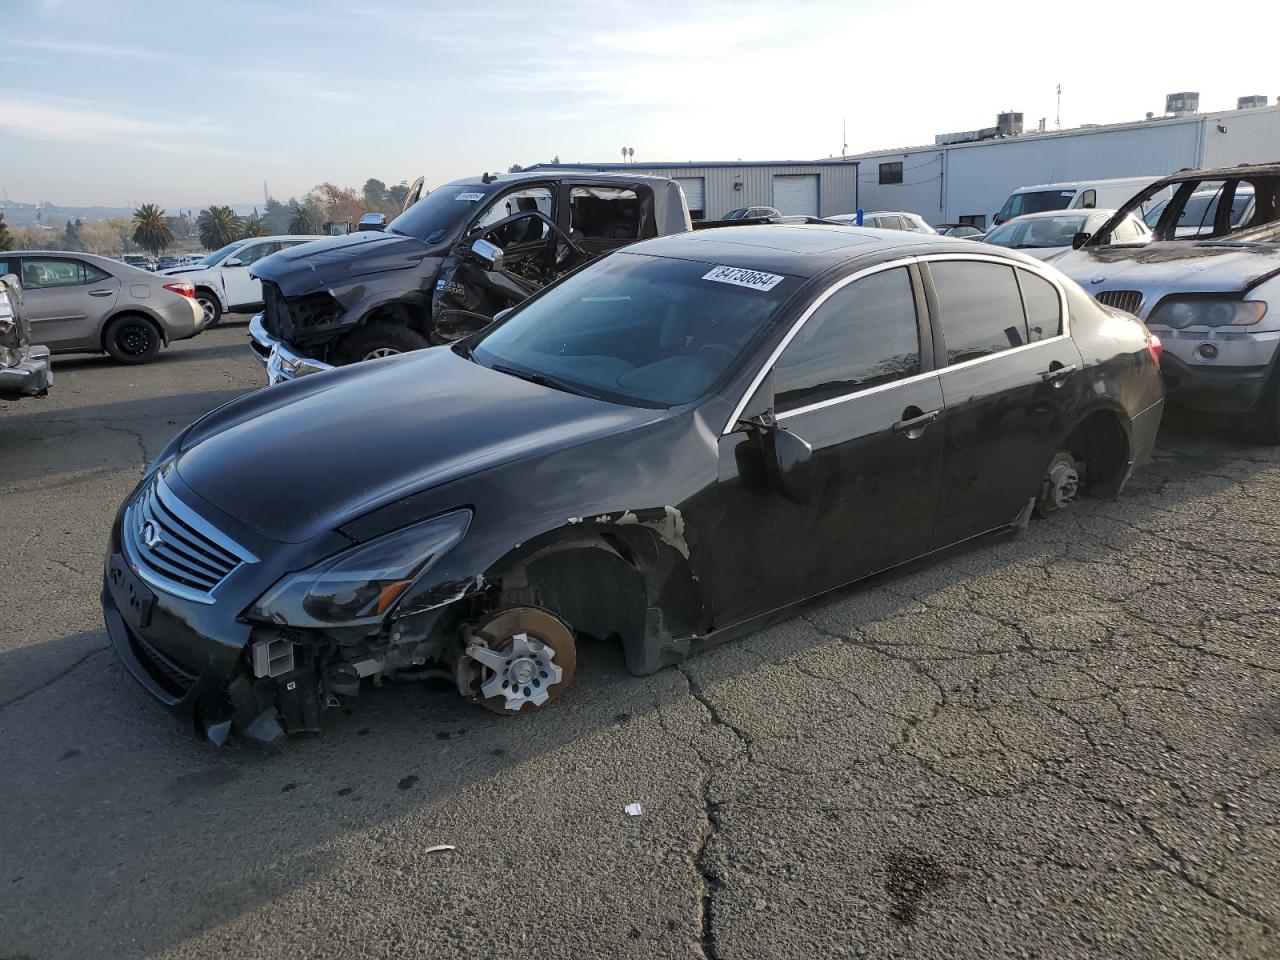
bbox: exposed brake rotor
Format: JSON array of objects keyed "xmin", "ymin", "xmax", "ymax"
[
  {"xmin": 1036, "ymin": 452, "xmax": 1080, "ymax": 517},
  {"xmin": 460, "ymin": 607, "xmax": 576, "ymax": 714}
]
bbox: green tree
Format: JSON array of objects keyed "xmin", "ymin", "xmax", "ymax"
[
  {"xmin": 131, "ymin": 203, "xmax": 173, "ymax": 256},
  {"xmin": 507, "ymin": 164, "xmax": 523, "ymax": 173},
  {"xmin": 0, "ymin": 212, "xmax": 14, "ymax": 252},
  {"xmin": 287, "ymin": 199, "xmax": 324, "ymax": 234},
  {"xmin": 263, "ymin": 196, "xmax": 292, "ymax": 234},
  {"xmin": 63, "ymin": 218, "xmax": 83, "ymax": 246},
  {"xmin": 362, "ymin": 178, "xmax": 387, "ymax": 206},
  {"xmin": 197, "ymin": 205, "xmax": 242, "ymax": 250},
  {"xmin": 241, "ymin": 215, "xmax": 268, "ymax": 238},
  {"xmin": 386, "ymin": 181, "xmax": 411, "ymax": 209}
]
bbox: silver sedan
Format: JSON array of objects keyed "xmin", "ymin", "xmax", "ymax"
[{"xmin": 0, "ymin": 250, "xmax": 206, "ymax": 364}]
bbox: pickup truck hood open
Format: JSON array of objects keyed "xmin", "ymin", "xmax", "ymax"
[
  {"xmin": 252, "ymin": 231, "xmax": 433, "ymax": 296},
  {"xmin": 174, "ymin": 347, "xmax": 660, "ymax": 543},
  {"xmin": 1058, "ymin": 241, "xmax": 1280, "ymax": 293}
]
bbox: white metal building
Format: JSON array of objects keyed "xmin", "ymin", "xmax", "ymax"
[
  {"xmin": 523, "ymin": 161, "xmax": 859, "ymax": 220},
  {"xmin": 850, "ymin": 102, "xmax": 1280, "ymax": 228}
]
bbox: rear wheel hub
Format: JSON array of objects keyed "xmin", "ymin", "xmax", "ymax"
[{"xmin": 1036, "ymin": 452, "xmax": 1080, "ymax": 516}]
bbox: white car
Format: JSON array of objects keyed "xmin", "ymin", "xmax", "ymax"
[
  {"xmin": 825, "ymin": 211, "xmax": 936, "ymax": 233},
  {"xmin": 981, "ymin": 209, "xmax": 1151, "ymax": 262},
  {"xmin": 156, "ymin": 235, "xmax": 317, "ymax": 327}
]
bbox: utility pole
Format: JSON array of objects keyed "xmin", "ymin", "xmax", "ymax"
[
  {"xmin": 263, "ymin": 181, "xmax": 270, "ymax": 206},
  {"xmin": 1056, "ymin": 84, "xmax": 1062, "ymax": 129},
  {"xmin": 842, "ymin": 118, "xmax": 847, "ymax": 159}
]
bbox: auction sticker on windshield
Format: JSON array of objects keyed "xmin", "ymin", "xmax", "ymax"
[
  {"xmin": 455, "ymin": 192, "xmax": 485, "ymax": 202},
  {"xmin": 703, "ymin": 265, "xmax": 785, "ymax": 291}
]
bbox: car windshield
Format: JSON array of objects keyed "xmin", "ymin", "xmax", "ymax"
[
  {"xmin": 387, "ymin": 184, "xmax": 490, "ymax": 244},
  {"xmin": 724, "ymin": 208, "xmax": 748, "ymax": 219},
  {"xmin": 471, "ymin": 252, "xmax": 797, "ymax": 408},
  {"xmin": 199, "ymin": 241, "xmax": 246, "ymax": 267},
  {"xmin": 985, "ymin": 215, "xmax": 1086, "ymax": 249},
  {"xmin": 998, "ymin": 189, "xmax": 1076, "ymax": 221}
]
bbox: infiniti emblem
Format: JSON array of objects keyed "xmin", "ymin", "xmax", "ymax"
[{"xmin": 140, "ymin": 521, "xmax": 163, "ymax": 549}]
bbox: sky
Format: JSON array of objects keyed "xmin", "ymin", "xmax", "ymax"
[{"xmin": 2, "ymin": 0, "xmax": 1278, "ymax": 209}]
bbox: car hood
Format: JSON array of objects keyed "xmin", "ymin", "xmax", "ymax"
[
  {"xmin": 157, "ymin": 266, "xmax": 210, "ymax": 277},
  {"xmin": 174, "ymin": 347, "xmax": 662, "ymax": 543},
  {"xmin": 252, "ymin": 231, "xmax": 433, "ymax": 296},
  {"xmin": 1057, "ymin": 241, "xmax": 1280, "ymax": 293}
]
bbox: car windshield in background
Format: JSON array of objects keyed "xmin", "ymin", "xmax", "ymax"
[
  {"xmin": 986, "ymin": 215, "xmax": 1086, "ymax": 249},
  {"xmin": 386, "ymin": 185, "xmax": 488, "ymax": 244},
  {"xmin": 999, "ymin": 189, "xmax": 1075, "ymax": 221},
  {"xmin": 471, "ymin": 252, "xmax": 796, "ymax": 408},
  {"xmin": 199, "ymin": 241, "xmax": 245, "ymax": 266}
]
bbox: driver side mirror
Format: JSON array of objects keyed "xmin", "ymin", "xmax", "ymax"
[
  {"xmin": 469, "ymin": 238, "xmax": 504, "ymax": 271},
  {"xmin": 1071, "ymin": 232, "xmax": 1091, "ymax": 250},
  {"xmin": 225, "ymin": 258, "xmax": 243, "ymax": 267},
  {"xmin": 740, "ymin": 409, "xmax": 813, "ymax": 505}
]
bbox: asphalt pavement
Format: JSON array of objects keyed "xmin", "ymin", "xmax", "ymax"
[{"xmin": 1, "ymin": 321, "xmax": 1277, "ymax": 959}]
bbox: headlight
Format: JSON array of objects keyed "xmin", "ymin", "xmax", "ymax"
[
  {"xmin": 1149, "ymin": 297, "xmax": 1267, "ymax": 329},
  {"xmin": 247, "ymin": 509, "xmax": 471, "ymax": 628}
]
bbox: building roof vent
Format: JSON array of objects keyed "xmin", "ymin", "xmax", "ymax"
[
  {"xmin": 1238, "ymin": 95, "xmax": 1268, "ymax": 110},
  {"xmin": 1166, "ymin": 92, "xmax": 1200, "ymax": 116}
]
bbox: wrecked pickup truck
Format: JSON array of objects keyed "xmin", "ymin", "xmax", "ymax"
[
  {"xmin": 0, "ymin": 274, "xmax": 52, "ymax": 402},
  {"xmin": 248, "ymin": 171, "xmax": 691, "ymax": 383},
  {"xmin": 103, "ymin": 225, "xmax": 1161, "ymax": 743},
  {"xmin": 1055, "ymin": 163, "xmax": 1280, "ymax": 443}
]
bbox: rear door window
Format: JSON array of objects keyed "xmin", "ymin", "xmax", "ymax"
[
  {"xmin": 774, "ymin": 267, "xmax": 922, "ymax": 411},
  {"xmin": 1015, "ymin": 269, "xmax": 1062, "ymax": 342},
  {"xmin": 570, "ymin": 186, "xmax": 644, "ymax": 242},
  {"xmin": 930, "ymin": 261, "xmax": 1028, "ymax": 364},
  {"xmin": 20, "ymin": 258, "xmax": 89, "ymax": 289}
]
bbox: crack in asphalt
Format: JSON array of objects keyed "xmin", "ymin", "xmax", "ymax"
[{"xmin": 0, "ymin": 647, "xmax": 108, "ymax": 712}]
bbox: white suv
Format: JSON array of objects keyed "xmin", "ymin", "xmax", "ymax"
[{"xmin": 157, "ymin": 235, "xmax": 316, "ymax": 327}]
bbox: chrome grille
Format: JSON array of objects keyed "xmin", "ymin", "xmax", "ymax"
[
  {"xmin": 123, "ymin": 472, "xmax": 255, "ymax": 603},
  {"xmin": 1095, "ymin": 290, "xmax": 1144, "ymax": 315}
]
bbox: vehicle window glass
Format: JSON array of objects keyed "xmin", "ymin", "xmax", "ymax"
[
  {"xmin": 985, "ymin": 216, "xmax": 1085, "ymax": 249},
  {"xmin": 876, "ymin": 215, "xmax": 901, "ymax": 230},
  {"xmin": 474, "ymin": 187, "xmax": 554, "ymax": 246},
  {"xmin": 388, "ymin": 183, "xmax": 490, "ymax": 244},
  {"xmin": 570, "ymin": 186, "xmax": 641, "ymax": 241},
  {"xmin": 20, "ymin": 258, "xmax": 86, "ymax": 289},
  {"xmin": 84, "ymin": 263, "xmax": 112, "ymax": 283},
  {"xmin": 234, "ymin": 243, "xmax": 275, "ymax": 266},
  {"xmin": 1015, "ymin": 270, "xmax": 1061, "ymax": 342},
  {"xmin": 0, "ymin": 259, "xmax": 13, "ymax": 277},
  {"xmin": 1000, "ymin": 190, "xmax": 1075, "ymax": 221},
  {"xmin": 931, "ymin": 261, "xmax": 1027, "ymax": 364},
  {"xmin": 472, "ymin": 252, "xmax": 797, "ymax": 408},
  {"xmin": 774, "ymin": 267, "xmax": 920, "ymax": 411}
]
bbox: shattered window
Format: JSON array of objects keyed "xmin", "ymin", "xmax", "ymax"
[
  {"xmin": 569, "ymin": 186, "xmax": 642, "ymax": 241},
  {"xmin": 474, "ymin": 187, "xmax": 553, "ymax": 246}
]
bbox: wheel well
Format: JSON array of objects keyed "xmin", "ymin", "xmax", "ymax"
[
  {"xmin": 363, "ymin": 299, "xmax": 428, "ymax": 334},
  {"xmin": 194, "ymin": 285, "xmax": 219, "ymax": 303},
  {"xmin": 101, "ymin": 311, "xmax": 165, "ymax": 349},
  {"xmin": 1063, "ymin": 409, "xmax": 1129, "ymax": 498}
]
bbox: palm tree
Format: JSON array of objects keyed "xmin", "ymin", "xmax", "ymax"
[
  {"xmin": 197, "ymin": 205, "xmax": 242, "ymax": 250},
  {"xmin": 130, "ymin": 204, "xmax": 173, "ymax": 256},
  {"xmin": 287, "ymin": 199, "xmax": 324, "ymax": 235},
  {"xmin": 239, "ymin": 216, "xmax": 268, "ymax": 238}
]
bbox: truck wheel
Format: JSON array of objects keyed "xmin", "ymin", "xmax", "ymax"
[
  {"xmin": 1250, "ymin": 368, "xmax": 1280, "ymax": 445},
  {"xmin": 103, "ymin": 315, "xmax": 162, "ymax": 364},
  {"xmin": 195, "ymin": 289, "xmax": 222, "ymax": 328},
  {"xmin": 331, "ymin": 325, "xmax": 430, "ymax": 366}
]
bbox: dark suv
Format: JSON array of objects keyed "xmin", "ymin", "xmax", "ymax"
[{"xmin": 249, "ymin": 171, "xmax": 692, "ymax": 383}]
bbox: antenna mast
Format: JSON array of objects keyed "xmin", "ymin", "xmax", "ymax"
[{"xmin": 1056, "ymin": 84, "xmax": 1062, "ymax": 129}]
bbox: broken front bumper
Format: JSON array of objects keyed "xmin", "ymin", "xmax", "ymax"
[
  {"xmin": 0, "ymin": 345, "xmax": 52, "ymax": 400},
  {"xmin": 249, "ymin": 313, "xmax": 333, "ymax": 386}
]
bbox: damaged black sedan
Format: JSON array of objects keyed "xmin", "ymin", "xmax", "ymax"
[{"xmin": 102, "ymin": 225, "xmax": 1163, "ymax": 742}]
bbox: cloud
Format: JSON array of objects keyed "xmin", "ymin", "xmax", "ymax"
[
  {"xmin": 10, "ymin": 38, "xmax": 164, "ymax": 61},
  {"xmin": 226, "ymin": 69, "xmax": 359, "ymax": 105}
]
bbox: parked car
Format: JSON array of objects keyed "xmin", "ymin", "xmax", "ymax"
[
  {"xmin": 248, "ymin": 171, "xmax": 692, "ymax": 384},
  {"xmin": 121, "ymin": 254, "xmax": 154, "ymax": 271},
  {"xmin": 723, "ymin": 206, "xmax": 782, "ymax": 220},
  {"xmin": 156, "ymin": 235, "xmax": 317, "ymax": 328},
  {"xmin": 0, "ymin": 251, "xmax": 204, "ymax": 364},
  {"xmin": 103, "ymin": 224, "xmax": 1163, "ymax": 742},
  {"xmin": 0, "ymin": 274, "xmax": 52, "ymax": 400},
  {"xmin": 155, "ymin": 256, "xmax": 182, "ymax": 271},
  {"xmin": 1141, "ymin": 185, "xmax": 1255, "ymax": 237},
  {"xmin": 934, "ymin": 223, "xmax": 986, "ymax": 239},
  {"xmin": 826, "ymin": 211, "xmax": 936, "ymax": 233},
  {"xmin": 982, "ymin": 209, "xmax": 1151, "ymax": 262},
  {"xmin": 994, "ymin": 176, "xmax": 1164, "ymax": 226},
  {"xmin": 1056, "ymin": 163, "xmax": 1280, "ymax": 443}
]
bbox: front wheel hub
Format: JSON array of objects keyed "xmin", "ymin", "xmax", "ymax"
[{"xmin": 461, "ymin": 607, "xmax": 576, "ymax": 714}]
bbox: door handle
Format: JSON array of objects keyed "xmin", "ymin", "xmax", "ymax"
[
  {"xmin": 1041, "ymin": 363, "xmax": 1078, "ymax": 383},
  {"xmin": 892, "ymin": 409, "xmax": 940, "ymax": 434},
  {"xmin": 88, "ymin": 288, "xmax": 114, "ymax": 297}
]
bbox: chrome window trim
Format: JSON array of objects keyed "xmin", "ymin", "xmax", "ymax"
[{"xmin": 721, "ymin": 252, "xmax": 1072, "ymax": 435}]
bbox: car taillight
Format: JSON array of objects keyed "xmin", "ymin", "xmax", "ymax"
[
  {"xmin": 163, "ymin": 282, "xmax": 195, "ymax": 298},
  {"xmin": 1147, "ymin": 332, "xmax": 1162, "ymax": 366}
]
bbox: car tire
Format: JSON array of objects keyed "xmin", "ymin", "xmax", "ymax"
[
  {"xmin": 103, "ymin": 315, "xmax": 162, "ymax": 364},
  {"xmin": 1251, "ymin": 368, "xmax": 1280, "ymax": 445},
  {"xmin": 195, "ymin": 289, "xmax": 222, "ymax": 328},
  {"xmin": 331, "ymin": 325, "xmax": 430, "ymax": 366}
]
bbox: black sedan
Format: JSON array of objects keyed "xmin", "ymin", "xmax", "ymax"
[{"xmin": 101, "ymin": 226, "xmax": 1164, "ymax": 742}]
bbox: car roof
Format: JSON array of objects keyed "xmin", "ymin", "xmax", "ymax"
[
  {"xmin": 1001, "ymin": 209, "xmax": 1119, "ymax": 222},
  {"xmin": 623, "ymin": 224, "xmax": 987, "ymax": 278},
  {"xmin": 1152, "ymin": 163, "xmax": 1280, "ymax": 189},
  {"xmin": 445, "ymin": 171, "xmax": 677, "ymax": 189}
]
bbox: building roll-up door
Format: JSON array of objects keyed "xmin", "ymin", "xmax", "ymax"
[
  {"xmin": 674, "ymin": 177, "xmax": 705, "ymax": 220},
  {"xmin": 773, "ymin": 174, "xmax": 819, "ymax": 216}
]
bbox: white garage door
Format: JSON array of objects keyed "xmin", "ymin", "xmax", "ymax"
[
  {"xmin": 773, "ymin": 174, "xmax": 819, "ymax": 216},
  {"xmin": 674, "ymin": 177, "xmax": 705, "ymax": 219}
]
